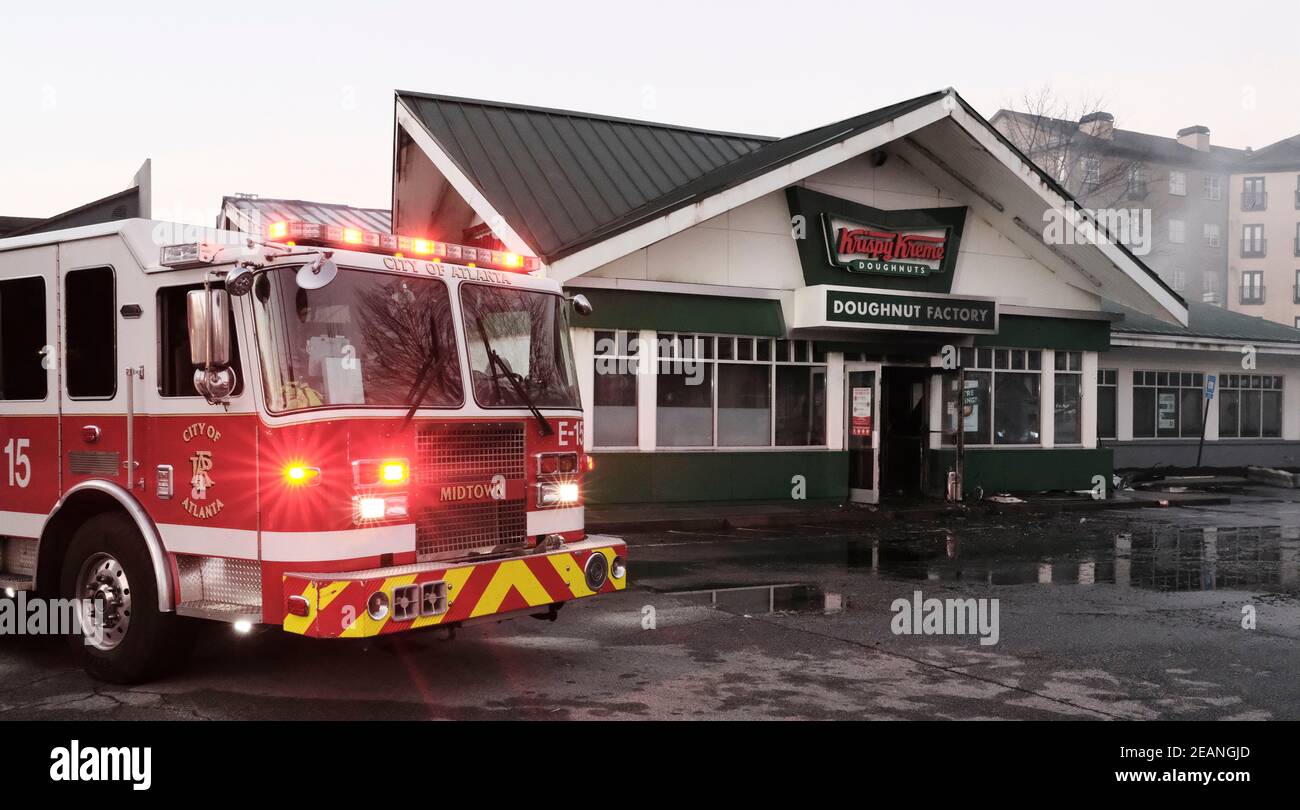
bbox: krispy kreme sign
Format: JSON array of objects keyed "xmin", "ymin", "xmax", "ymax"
[{"xmin": 824, "ymin": 214, "xmax": 950, "ymax": 277}]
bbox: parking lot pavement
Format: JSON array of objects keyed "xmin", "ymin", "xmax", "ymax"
[{"xmin": 3, "ymin": 485, "xmax": 1300, "ymax": 720}]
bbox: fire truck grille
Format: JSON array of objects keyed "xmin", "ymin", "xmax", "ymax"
[
  {"xmin": 415, "ymin": 422, "xmax": 525, "ymax": 485},
  {"xmin": 415, "ymin": 499, "xmax": 528, "ymax": 559}
]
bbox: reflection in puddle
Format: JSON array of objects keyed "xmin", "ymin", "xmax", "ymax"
[
  {"xmin": 672, "ymin": 583, "xmax": 846, "ymax": 615},
  {"xmin": 859, "ymin": 525, "xmax": 1300, "ymax": 594}
]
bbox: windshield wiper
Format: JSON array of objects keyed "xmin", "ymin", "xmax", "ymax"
[
  {"xmin": 476, "ymin": 316, "xmax": 553, "ymax": 436},
  {"xmin": 398, "ymin": 330, "xmax": 443, "ymax": 431}
]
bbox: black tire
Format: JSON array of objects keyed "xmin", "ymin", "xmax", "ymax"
[{"xmin": 60, "ymin": 512, "xmax": 187, "ymax": 684}]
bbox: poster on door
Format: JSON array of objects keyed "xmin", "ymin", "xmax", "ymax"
[
  {"xmin": 851, "ymin": 387, "xmax": 873, "ymax": 437},
  {"xmin": 1157, "ymin": 392, "xmax": 1177, "ymax": 430}
]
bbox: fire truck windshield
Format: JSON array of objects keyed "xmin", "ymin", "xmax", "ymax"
[
  {"xmin": 460, "ymin": 283, "xmax": 580, "ymax": 410},
  {"xmin": 250, "ymin": 266, "xmax": 463, "ymax": 412}
]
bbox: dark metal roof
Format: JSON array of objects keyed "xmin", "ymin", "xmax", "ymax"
[
  {"xmin": 4, "ymin": 187, "xmax": 142, "ymax": 238},
  {"xmin": 219, "ymin": 195, "xmax": 391, "ymax": 235},
  {"xmin": 397, "ymin": 91, "xmax": 775, "ymax": 261},
  {"xmin": 1241, "ymin": 134, "xmax": 1300, "ymax": 171},
  {"xmin": 1108, "ymin": 300, "xmax": 1300, "ymax": 344},
  {"xmin": 398, "ymin": 90, "xmax": 946, "ymax": 262},
  {"xmin": 0, "ymin": 216, "xmax": 43, "ymax": 237}
]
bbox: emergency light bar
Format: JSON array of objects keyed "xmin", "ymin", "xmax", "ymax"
[{"xmin": 265, "ymin": 220, "xmax": 540, "ymax": 273}]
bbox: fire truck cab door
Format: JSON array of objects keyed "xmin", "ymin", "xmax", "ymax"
[
  {"xmin": 0, "ymin": 245, "xmax": 61, "ymax": 538},
  {"xmin": 58, "ymin": 254, "xmax": 134, "ymax": 494}
]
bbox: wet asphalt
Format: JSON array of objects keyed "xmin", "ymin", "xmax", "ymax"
[{"xmin": 3, "ymin": 484, "xmax": 1300, "ymax": 720}]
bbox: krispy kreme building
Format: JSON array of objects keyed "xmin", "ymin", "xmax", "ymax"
[{"xmin": 379, "ymin": 87, "xmax": 1198, "ymax": 503}]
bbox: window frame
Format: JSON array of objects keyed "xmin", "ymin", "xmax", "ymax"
[
  {"xmin": 592, "ymin": 329, "xmax": 641, "ymax": 450},
  {"xmin": 652, "ymin": 333, "xmax": 828, "ymax": 450},
  {"xmin": 943, "ymin": 347, "xmax": 1044, "ymax": 448},
  {"xmin": 1131, "ymin": 370, "xmax": 1204, "ymax": 439},
  {"xmin": 0, "ymin": 274, "xmax": 50, "ymax": 403},
  {"xmin": 1217, "ymin": 373, "xmax": 1283, "ymax": 439},
  {"xmin": 1168, "ymin": 170, "xmax": 1187, "ymax": 196},
  {"xmin": 63, "ymin": 265, "xmax": 117, "ymax": 401},
  {"xmin": 156, "ymin": 282, "xmax": 245, "ymax": 399},
  {"xmin": 1096, "ymin": 368, "xmax": 1118, "ymax": 440}
]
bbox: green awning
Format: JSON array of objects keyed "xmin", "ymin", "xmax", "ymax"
[{"xmin": 569, "ymin": 288, "xmax": 786, "ymax": 336}]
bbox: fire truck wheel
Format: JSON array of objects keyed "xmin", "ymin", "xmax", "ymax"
[{"xmin": 60, "ymin": 512, "xmax": 187, "ymax": 684}]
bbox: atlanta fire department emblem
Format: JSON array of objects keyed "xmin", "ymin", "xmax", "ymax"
[{"xmin": 181, "ymin": 424, "xmax": 225, "ymax": 520}]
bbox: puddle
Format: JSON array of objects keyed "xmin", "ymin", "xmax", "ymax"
[
  {"xmin": 635, "ymin": 519, "xmax": 1300, "ymax": 597},
  {"xmin": 861, "ymin": 525, "xmax": 1300, "ymax": 594},
  {"xmin": 670, "ymin": 583, "xmax": 846, "ymax": 615}
]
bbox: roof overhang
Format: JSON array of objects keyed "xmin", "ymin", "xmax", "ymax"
[{"xmin": 396, "ymin": 89, "xmax": 1186, "ymax": 327}]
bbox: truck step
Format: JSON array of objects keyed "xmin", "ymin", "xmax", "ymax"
[
  {"xmin": 175, "ymin": 600, "xmax": 261, "ymax": 624},
  {"xmin": 0, "ymin": 574, "xmax": 34, "ymax": 593}
]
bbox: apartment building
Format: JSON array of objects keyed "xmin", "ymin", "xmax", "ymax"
[
  {"xmin": 992, "ymin": 111, "xmax": 1244, "ymax": 307},
  {"xmin": 1227, "ymin": 136, "xmax": 1300, "ymax": 326}
]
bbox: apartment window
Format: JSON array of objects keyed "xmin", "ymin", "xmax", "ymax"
[
  {"xmin": 1294, "ymin": 270, "xmax": 1300, "ymax": 305},
  {"xmin": 593, "ymin": 330, "xmax": 640, "ymax": 447},
  {"xmin": 1054, "ymin": 351, "xmax": 1083, "ymax": 445},
  {"xmin": 1082, "ymin": 158, "xmax": 1101, "ymax": 187},
  {"xmin": 943, "ymin": 348, "xmax": 1041, "ymax": 446},
  {"xmin": 1171, "ymin": 268, "xmax": 1186, "ymax": 292},
  {"xmin": 1240, "ymin": 270, "xmax": 1264, "ymax": 304},
  {"xmin": 1203, "ymin": 223, "xmax": 1221, "ymax": 247},
  {"xmin": 1294, "ymin": 223, "xmax": 1300, "ymax": 257},
  {"xmin": 1097, "ymin": 369, "xmax": 1118, "ymax": 440},
  {"xmin": 1168, "ymin": 170, "xmax": 1186, "ymax": 196},
  {"xmin": 65, "ymin": 267, "xmax": 115, "ymax": 399},
  {"xmin": 1242, "ymin": 224, "xmax": 1266, "ymax": 257},
  {"xmin": 1132, "ymin": 370, "xmax": 1203, "ymax": 439},
  {"xmin": 1127, "ymin": 165, "xmax": 1148, "ymax": 197},
  {"xmin": 655, "ymin": 335, "xmax": 826, "ymax": 448},
  {"xmin": 0, "ymin": 277, "xmax": 47, "ymax": 401},
  {"xmin": 1204, "ymin": 175, "xmax": 1222, "ymax": 200},
  {"xmin": 1218, "ymin": 374, "xmax": 1282, "ymax": 438},
  {"xmin": 1203, "ymin": 271, "xmax": 1220, "ymax": 297},
  {"xmin": 158, "ymin": 284, "xmax": 243, "ymax": 397},
  {"xmin": 1168, "ymin": 218, "xmax": 1186, "ymax": 244},
  {"xmin": 1242, "ymin": 176, "xmax": 1267, "ymax": 210}
]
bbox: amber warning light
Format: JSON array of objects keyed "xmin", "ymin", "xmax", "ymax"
[{"xmin": 265, "ymin": 220, "xmax": 540, "ymax": 273}]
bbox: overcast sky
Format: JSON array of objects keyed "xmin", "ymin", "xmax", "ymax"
[{"xmin": 3, "ymin": 1, "xmax": 1298, "ymax": 223}]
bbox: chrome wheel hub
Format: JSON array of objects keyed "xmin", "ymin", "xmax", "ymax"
[{"xmin": 77, "ymin": 552, "xmax": 132, "ymax": 651}]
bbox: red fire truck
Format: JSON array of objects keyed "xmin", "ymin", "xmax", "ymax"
[{"xmin": 0, "ymin": 218, "xmax": 626, "ymax": 683}]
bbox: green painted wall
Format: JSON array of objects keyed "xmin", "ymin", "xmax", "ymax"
[
  {"xmin": 928, "ymin": 447, "xmax": 1113, "ymax": 497},
  {"xmin": 572, "ymin": 288, "xmax": 786, "ymax": 336},
  {"xmin": 586, "ymin": 451, "xmax": 849, "ymax": 503},
  {"xmin": 973, "ymin": 315, "xmax": 1110, "ymax": 352}
]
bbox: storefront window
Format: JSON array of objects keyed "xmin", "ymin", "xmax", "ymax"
[
  {"xmin": 1131, "ymin": 371, "xmax": 1203, "ymax": 438},
  {"xmin": 718, "ymin": 363, "xmax": 770, "ymax": 446},
  {"xmin": 650, "ymin": 334, "xmax": 827, "ymax": 449},
  {"xmin": 1097, "ymin": 369, "xmax": 1118, "ymax": 440},
  {"xmin": 1054, "ymin": 351, "xmax": 1083, "ymax": 445},
  {"xmin": 944, "ymin": 348, "xmax": 1039, "ymax": 446},
  {"xmin": 593, "ymin": 330, "xmax": 639, "ymax": 447},
  {"xmin": 656, "ymin": 335, "xmax": 713, "ymax": 447},
  {"xmin": 1218, "ymin": 374, "xmax": 1283, "ymax": 438}
]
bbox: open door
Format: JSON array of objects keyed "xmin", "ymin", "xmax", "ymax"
[{"xmin": 844, "ymin": 362, "xmax": 880, "ymax": 504}]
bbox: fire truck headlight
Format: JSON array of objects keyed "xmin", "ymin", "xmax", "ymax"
[
  {"xmin": 536, "ymin": 482, "xmax": 580, "ymax": 507},
  {"xmin": 355, "ymin": 495, "xmax": 407, "ymax": 523}
]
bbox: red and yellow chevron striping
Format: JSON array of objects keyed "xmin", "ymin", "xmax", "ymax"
[{"xmin": 281, "ymin": 539, "xmax": 627, "ymax": 638}]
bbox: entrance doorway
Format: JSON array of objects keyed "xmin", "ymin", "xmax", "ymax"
[
  {"xmin": 879, "ymin": 366, "xmax": 929, "ymax": 497},
  {"xmin": 844, "ymin": 363, "xmax": 879, "ymax": 504}
]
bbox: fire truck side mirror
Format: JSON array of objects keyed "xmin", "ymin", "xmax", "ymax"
[
  {"xmin": 569, "ymin": 293, "xmax": 593, "ymax": 316},
  {"xmin": 187, "ymin": 289, "xmax": 232, "ymax": 367}
]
